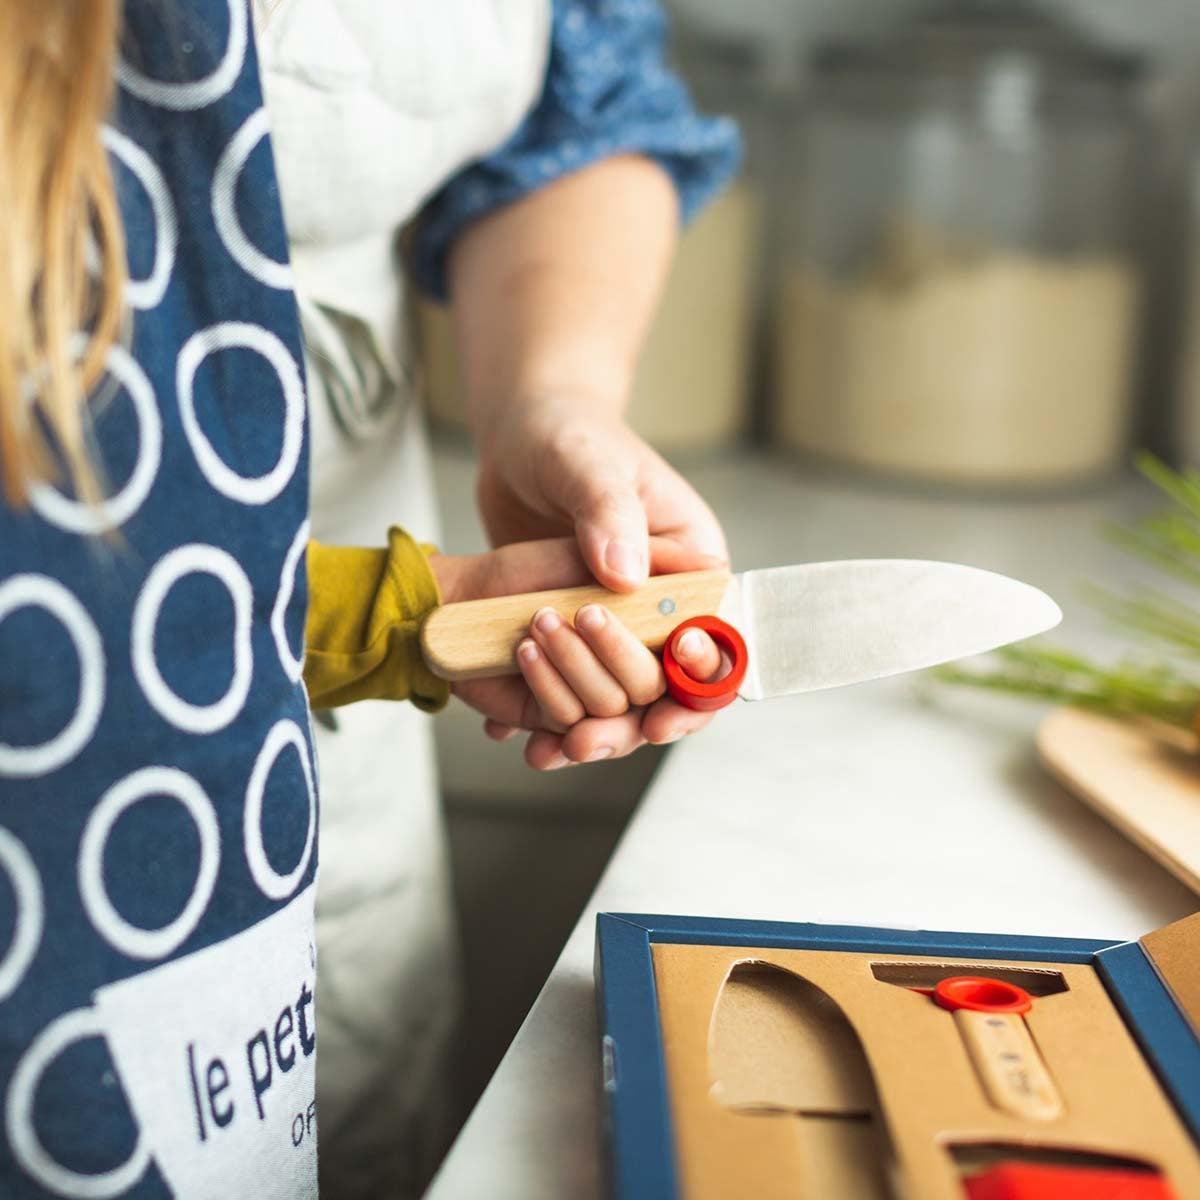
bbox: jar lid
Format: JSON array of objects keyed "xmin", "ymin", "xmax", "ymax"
[{"xmin": 814, "ymin": 0, "xmax": 1142, "ymax": 87}]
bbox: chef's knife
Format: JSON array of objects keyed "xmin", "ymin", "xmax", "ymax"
[{"xmin": 419, "ymin": 559, "xmax": 1061, "ymax": 711}]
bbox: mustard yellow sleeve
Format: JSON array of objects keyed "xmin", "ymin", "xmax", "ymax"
[{"xmin": 303, "ymin": 526, "xmax": 451, "ymax": 712}]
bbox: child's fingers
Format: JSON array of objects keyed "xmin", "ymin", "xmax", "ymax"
[
  {"xmin": 572, "ymin": 605, "xmax": 665, "ymax": 707},
  {"xmin": 516, "ymin": 637, "xmax": 586, "ymax": 728},
  {"xmin": 524, "ymin": 729, "xmax": 571, "ymax": 771},
  {"xmin": 483, "ymin": 719, "xmax": 520, "ymax": 742},
  {"xmin": 637, "ymin": 626, "xmax": 722, "ymax": 744},
  {"xmin": 561, "ymin": 711, "xmax": 648, "ymax": 764},
  {"xmin": 671, "ymin": 626, "xmax": 723, "ymax": 682},
  {"xmin": 452, "ymin": 604, "xmax": 727, "ymax": 759},
  {"xmin": 529, "ymin": 607, "xmax": 628, "ymax": 719},
  {"xmin": 454, "ymin": 676, "xmax": 561, "ymax": 734},
  {"xmin": 641, "ymin": 696, "xmax": 716, "ymax": 745}
]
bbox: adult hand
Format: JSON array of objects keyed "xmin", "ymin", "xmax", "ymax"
[
  {"xmin": 477, "ymin": 397, "xmax": 728, "ymax": 589},
  {"xmin": 472, "ymin": 397, "xmax": 730, "ymax": 760}
]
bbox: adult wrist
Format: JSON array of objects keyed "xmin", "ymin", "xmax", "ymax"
[{"xmin": 472, "ymin": 385, "xmax": 629, "ymax": 462}]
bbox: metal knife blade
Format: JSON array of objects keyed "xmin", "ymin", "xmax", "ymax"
[{"xmin": 722, "ymin": 560, "xmax": 1061, "ymax": 702}]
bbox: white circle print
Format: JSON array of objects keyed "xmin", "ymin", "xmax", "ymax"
[
  {"xmin": 116, "ymin": 0, "xmax": 246, "ymax": 112},
  {"xmin": 0, "ymin": 828, "xmax": 43, "ymax": 1002},
  {"xmin": 131, "ymin": 544, "xmax": 253, "ymax": 734},
  {"xmin": 177, "ymin": 322, "xmax": 305, "ymax": 506},
  {"xmin": 6, "ymin": 1007, "xmax": 150, "ymax": 1199},
  {"xmin": 0, "ymin": 576, "xmax": 105, "ymax": 778},
  {"xmin": 212, "ymin": 109, "xmax": 293, "ymax": 289},
  {"xmin": 271, "ymin": 519, "xmax": 309, "ymax": 683},
  {"xmin": 244, "ymin": 720, "xmax": 316, "ymax": 901},
  {"xmin": 79, "ymin": 767, "xmax": 220, "ymax": 961},
  {"xmin": 28, "ymin": 343, "xmax": 163, "ymax": 535},
  {"xmin": 101, "ymin": 126, "xmax": 177, "ymax": 310}
]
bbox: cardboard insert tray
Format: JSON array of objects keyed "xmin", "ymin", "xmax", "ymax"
[{"xmin": 595, "ymin": 913, "xmax": 1200, "ymax": 1200}]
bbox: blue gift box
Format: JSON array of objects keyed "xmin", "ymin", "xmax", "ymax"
[{"xmin": 594, "ymin": 911, "xmax": 1200, "ymax": 1199}]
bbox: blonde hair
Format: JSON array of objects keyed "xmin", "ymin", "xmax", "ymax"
[{"xmin": 0, "ymin": 1, "xmax": 126, "ymax": 507}]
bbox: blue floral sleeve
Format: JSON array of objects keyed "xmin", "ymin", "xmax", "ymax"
[{"xmin": 410, "ymin": 0, "xmax": 742, "ymax": 301}]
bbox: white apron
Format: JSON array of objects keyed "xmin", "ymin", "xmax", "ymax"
[{"xmin": 253, "ymin": 3, "xmax": 550, "ymax": 1196}]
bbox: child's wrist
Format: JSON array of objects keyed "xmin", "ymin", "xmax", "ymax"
[
  {"xmin": 383, "ymin": 529, "xmax": 450, "ymax": 711},
  {"xmin": 424, "ymin": 551, "xmax": 482, "ymax": 608}
]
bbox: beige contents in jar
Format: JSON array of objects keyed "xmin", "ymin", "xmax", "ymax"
[{"xmin": 774, "ymin": 220, "xmax": 1139, "ymax": 485}]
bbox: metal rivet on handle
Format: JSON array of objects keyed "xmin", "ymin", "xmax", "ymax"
[{"xmin": 658, "ymin": 598, "xmax": 676, "ymax": 615}]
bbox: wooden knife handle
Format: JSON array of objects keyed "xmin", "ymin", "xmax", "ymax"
[{"xmin": 420, "ymin": 568, "xmax": 733, "ymax": 682}]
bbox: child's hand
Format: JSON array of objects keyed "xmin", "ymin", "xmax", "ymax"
[{"xmin": 428, "ymin": 538, "xmax": 723, "ymax": 770}]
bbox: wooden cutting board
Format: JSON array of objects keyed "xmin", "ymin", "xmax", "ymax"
[{"xmin": 1037, "ymin": 707, "xmax": 1200, "ymax": 895}]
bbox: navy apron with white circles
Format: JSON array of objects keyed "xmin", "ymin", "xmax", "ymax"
[{"xmin": 0, "ymin": 3, "xmax": 319, "ymax": 1195}]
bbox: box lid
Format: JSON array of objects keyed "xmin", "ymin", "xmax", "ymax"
[{"xmin": 1141, "ymin": 911, "xmax": 1200, "ymax": 1037}]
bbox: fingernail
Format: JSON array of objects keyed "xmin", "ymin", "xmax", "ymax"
[
  {"xmin": 518, "ymin": 639, "xmax": 539, "ymax": 664},
  {"xmin": 660, "ymin": 731, "xmax": 683, "ymax": 744},
  {"xmin": 534, "ymin": 607, "xmax": 561, "ymax": 635},
  {"xmin": 544, "ymin": 753, "xmax": 570, "ymax": 770},
  {"xmin": 576, "ymin": 604, "xmax": 606, "ymax": 633},
  {"xmin": 677, "ymin": 630, "xmax": 703, "ymax": 658},
  {"xmin": 589, "ymin": 746, "xmax": 614, "ymax": 761},
  {"xmin": 605, "ymin": 539, "xmax": 644, "ymax": 583}
]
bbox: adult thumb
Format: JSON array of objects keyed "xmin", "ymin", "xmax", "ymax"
[{"xmin": 570, "ymin": 469, "xmax": 650, "ymax": 592}]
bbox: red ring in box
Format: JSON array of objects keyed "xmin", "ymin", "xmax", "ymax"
[{"xmin": 934, "ymin": 976, "xmax": 1033, "ymax": 1015}]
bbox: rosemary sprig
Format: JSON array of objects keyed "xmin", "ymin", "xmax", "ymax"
[
  {"xmin": 1106, "ymin": 518, "xmax": 1200, "ymax": 590},
  {"xmin": 1083, "ymin": 586, "xmax": 1200, "ymax": 660},
  {"xmin": 936, "ymin": 646, "xmax": 1199, "ymax": 730},
  {"xmin": 934, "ymin": 453, "xmax": 1200, "ymax": 731}
]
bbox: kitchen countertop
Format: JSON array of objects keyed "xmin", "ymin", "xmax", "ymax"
[{"xmin": 425, "ymin": 447, "xmax": 1200, "ymax": 1200}]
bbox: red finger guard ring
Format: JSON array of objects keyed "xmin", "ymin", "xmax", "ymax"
[
  {"xmin": 933, "ymin": 976, "xmax": 1033, "ymax": 1015},
  {"xmin": 662, "ymin": 615, "xmax": 749, "ymax": 712}
]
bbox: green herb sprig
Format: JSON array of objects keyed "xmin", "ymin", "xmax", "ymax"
[{"xmin": 935, "ymin": 453, "xmax": 1200, "ymax": 733}]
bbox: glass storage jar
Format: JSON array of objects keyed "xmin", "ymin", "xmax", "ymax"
[{"xmin": 774, "ymin": 0, "xmax": 1144, "ymax": 486}]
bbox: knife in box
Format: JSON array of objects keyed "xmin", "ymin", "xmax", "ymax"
[{"xmin": 420, "ymin": 559, "xmax": 1061, "ymax": 711}]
